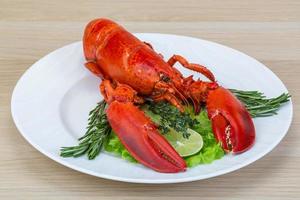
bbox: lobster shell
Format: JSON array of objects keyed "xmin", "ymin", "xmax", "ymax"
[{"xmin": 83, "ymin": 18, "xmax": 256, "ymax": 173}]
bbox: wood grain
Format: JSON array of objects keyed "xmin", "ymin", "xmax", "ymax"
[{"xmin": 0, "ymin": 0, "xmax": 299, "ymax": 199}]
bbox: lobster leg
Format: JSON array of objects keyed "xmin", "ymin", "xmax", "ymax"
[
  {"xmin": 187, "ymin": 81, "xmax": 219, "ymax": 114},
  {"xmin": 100, "ymin": 80, "xmax": 144, "ymax": 104},
  {"xmin": 167, "ymin": 54, "xmax": 215, "ymax": 82},
  {"xmin": 152, "ymin": 92, "xmax": 184, "ymax": 112},
  {"xmin": 101, "ymin": 79, "xmax": 186, "ymax": 173},
  {"xmin": 152, "ymin": 81, "xmax": 185, "ymax": 111}
]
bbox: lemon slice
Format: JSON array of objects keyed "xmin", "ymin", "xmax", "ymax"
[{"xmin": 163, "ymin": 128, "xmax": 203, "ymax": 157}]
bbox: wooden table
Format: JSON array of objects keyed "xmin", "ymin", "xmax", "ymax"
[{"xmin": 1, "ymin": 0, "xmax": 299, "ymax": 199}]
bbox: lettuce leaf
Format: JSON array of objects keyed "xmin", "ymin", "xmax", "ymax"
[{"xmin": 104, "ymin": 131, "xmax": 136, "ymax": 163}]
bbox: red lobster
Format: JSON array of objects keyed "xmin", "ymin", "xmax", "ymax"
[{"xmin": 83, "ymin": 18, "xmax": 255, "ymax": 173}]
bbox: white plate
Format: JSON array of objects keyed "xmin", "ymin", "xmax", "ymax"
[{"xmin": 11, "ymin": 33, "xmax": 293, "ymax": 184}]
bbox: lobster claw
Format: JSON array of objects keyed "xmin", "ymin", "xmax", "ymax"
[
  {"xmin": 106, "ymin": 101, "xmax": 187, "ymax": 173},
  {"xmin": 206, "ymin": 87, "xmax": 255, "ymax": 153}
]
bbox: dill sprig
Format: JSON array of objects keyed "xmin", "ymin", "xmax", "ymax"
[
  {"xmin": 230, "ymin": 89, "xmax": 291, "ymax": 117},
  {"xmin": 145, "ymin": 102, "xmax": 197, "ymax": 138},
  {"xmin": 60, "ymin": 100, "xmax": 111, "ymax": 160}
]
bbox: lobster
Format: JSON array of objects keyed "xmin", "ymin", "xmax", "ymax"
[{"xmin": 83, "ymin": 18, "xmax": 255, "ymax": 173}]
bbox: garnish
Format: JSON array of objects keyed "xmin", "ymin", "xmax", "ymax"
[
  {"xmin": 60, "ymin": 101, "xmax": 111, "ymax": 159},
  {"xmin": 230, "ymin": 89, "xmax": 291, "ymax": 117},
  {"xmin": 60, "ymin": 89, "xmax": 290, "ymax": 167},
  {"xmin": 164, "ymin": 128, "xmax": 204, "ymax": 157},
  {"xmin": 143, "ymin": 101, "xmax": 197, "ymax": 138}
]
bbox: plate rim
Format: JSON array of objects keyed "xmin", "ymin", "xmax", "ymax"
[{"xmin": 11, "ymin": 33, "xmax": 293, "ymax": 184}]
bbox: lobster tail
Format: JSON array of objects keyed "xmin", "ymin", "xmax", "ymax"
[{"xmin": 83, "ymin": 18, "xmax": 119, "ymax": 61}]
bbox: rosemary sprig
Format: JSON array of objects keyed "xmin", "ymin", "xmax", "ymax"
[
  {"xmin": 60, "ymin": 100, "xmax": 111, "ymax": 160},
  {"xmin": 230, "ymin": 89, "xmax": 291, "ymax": 117}
]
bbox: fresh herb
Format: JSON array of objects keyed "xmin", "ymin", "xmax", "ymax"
[
  {"xmin": 60, "ymin": 101, "xmax": 111, "ymax": 160},
  {"xmin": 230, "ymin": 89, "xmax": 291, "ymax": 117},
  {"xmin": 144, "ymin": 102, "xmax": 197, "ymax": 138}
]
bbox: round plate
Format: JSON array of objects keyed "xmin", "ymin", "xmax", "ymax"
[{"xmin": 11, "ymin": 33, "xmax": 293, "ymax": 183}]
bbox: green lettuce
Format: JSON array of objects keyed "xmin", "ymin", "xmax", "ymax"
[{"xmin": 104, "ymin": 131, "xmax": 136, "ymax": 163}]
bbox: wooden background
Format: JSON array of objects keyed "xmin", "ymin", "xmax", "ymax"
[{"xmin": 0, "ymin": 0, "xmax": 299, "ymax": 199}]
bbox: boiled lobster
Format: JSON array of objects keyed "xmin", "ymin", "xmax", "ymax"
[{"xmin": 83, "ymin": 18, "xmax": 255, "ymax": 173}]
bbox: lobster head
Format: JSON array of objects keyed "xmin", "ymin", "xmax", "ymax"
[{"xmin": 206, "ymin": 87, "xmax": 255, "ymax": 153}]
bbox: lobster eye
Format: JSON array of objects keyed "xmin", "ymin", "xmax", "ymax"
[{"xmin": 159, "ymin": 73, "xmax": 170, "ymax": 82}]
